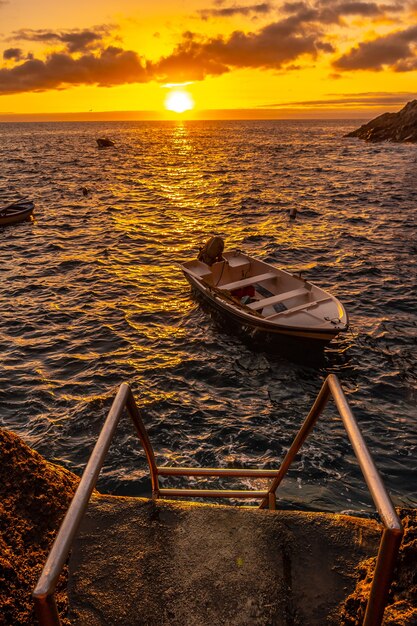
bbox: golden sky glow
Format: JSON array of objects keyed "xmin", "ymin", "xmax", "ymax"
[{"xmin": 0, "ymin": 0, "xmax": 416, "ymax": 119}]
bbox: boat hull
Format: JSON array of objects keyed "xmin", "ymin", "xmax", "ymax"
[
  {"xmin": 0, "ymin": 202, "xmax": 34, "ymax": 227},
  {"xmin": 185, "ymin": 272, "xmax": 342, "ymax": 345}
]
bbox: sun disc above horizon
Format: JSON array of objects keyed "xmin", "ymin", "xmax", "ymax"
[{"xmin": 165, "ymin": 89, "xmax": 194, "ymax": 113}]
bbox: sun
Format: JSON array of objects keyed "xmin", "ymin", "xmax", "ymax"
[{"xmin": 164, "ymin": 89, "xmax": 194, "ymax": 113}]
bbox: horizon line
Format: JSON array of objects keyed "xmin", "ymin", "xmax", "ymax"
[{"xmin": 0, "ymin": 107, "xmax": 387, "ymax": 122}]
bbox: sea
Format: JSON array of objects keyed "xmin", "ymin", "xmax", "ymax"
[{"xmin": 0, "ymin": 119, "xmax": 416, "ymax": 515}]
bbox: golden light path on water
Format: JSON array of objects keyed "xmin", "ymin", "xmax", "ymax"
[{"xmin": 0, "ymin": 119, "xmax": 416, "ymax": 512}]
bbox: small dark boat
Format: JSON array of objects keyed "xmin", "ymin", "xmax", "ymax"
[
  {"xmin": 180, "ymin": 237, "xmax": 349, "ymax": 345},
  {"xmin": 97, "ymin": 137, "xmax": 115, "ymax": 148},
  {"xmin": 0, "ymin": 201, "xmax": 34, "ymax": 227}
]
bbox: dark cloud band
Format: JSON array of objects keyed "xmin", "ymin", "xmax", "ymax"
[
  {"xmin": 0, "ymin": 47, "xmax": 148, "ymax": 94},
  {"xmin": 8, "ymin": 25, "xmax": 114, "ymax": 53},
  {"xmin": 3, "ymin": 48, "xmax": 24, "ymax": 61},
  {"xmin": 334, "ymin": 25, "xmax": 417, "ymax": 71},
  {"xmin": 259, "ymin": 92, "xmax": 417, "ymax": 107},
  {"xmin": 199, "ymin": 3, "xmax": 273, "ymax": 18}
]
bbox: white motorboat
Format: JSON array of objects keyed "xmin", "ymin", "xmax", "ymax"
[{"xmin": 180, "ymin": 241, "xmax": 348, "ymax": 345}]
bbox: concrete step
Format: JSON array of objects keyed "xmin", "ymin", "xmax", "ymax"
[{"xmin": 68, "ymin": 495, "xmax": 380, "ymax": 626}]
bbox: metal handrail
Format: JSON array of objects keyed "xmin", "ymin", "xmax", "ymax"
[
  {"xmin": 259, "ymin": 374, "xmax": 403, "ymax": 626},
  {"xmin": 33, "ymin": 383, "xmax": 147, "ymax": 626},
  {"xmin": 33, "ymin": 375, "xmax": 403, "ymax": 626}
]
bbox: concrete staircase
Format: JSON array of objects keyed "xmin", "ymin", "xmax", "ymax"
[{"xmin": 67, "ymin": 495, "xmax": 381, "ymax": 626}]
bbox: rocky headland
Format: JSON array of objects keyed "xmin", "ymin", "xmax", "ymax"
[
  {"xmin": 345, "ymin": 100, "xmax": 417, "ymax": 143},
  {"xmin": 1, "ymin": 427, "xmax": 416, "ymax": 625}
]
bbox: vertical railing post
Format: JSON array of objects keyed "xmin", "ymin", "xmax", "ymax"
[
  {"xmin": 125, "ymin": 387, "xmax": 160, "ymax": 497},
  {"xmin": 34, "ymin": 592, "xmax": 61, "ymax": 626},
  {"xmin": 363, "ymin": 527, "xmax": 403, "ymax": 626},
  {"xmin": 260, "ymin": 377, "xmax": 331, "ymax": 508}
]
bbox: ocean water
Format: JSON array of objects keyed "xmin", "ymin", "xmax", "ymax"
[{"xmin": 0, "ymin": 119, "xmax": 416, "ymax": 514}]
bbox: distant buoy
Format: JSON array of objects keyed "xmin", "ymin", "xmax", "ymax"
[{"xmin": 289, "ymin": 207, "xmax": 297, "ymax": 220}]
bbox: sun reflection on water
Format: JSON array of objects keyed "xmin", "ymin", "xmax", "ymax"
[{"xmin": 1, "ymin": 120, "xmax": 416, "ymax": 510}]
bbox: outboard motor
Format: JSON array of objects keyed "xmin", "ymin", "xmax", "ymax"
[{"xmin": 198, "ymin": 236, "xmax": 225, "ymax": 266}]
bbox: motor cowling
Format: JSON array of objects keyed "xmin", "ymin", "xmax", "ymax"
[{"xmin": 198, "ymin": 236, "xmax": 225, "ymax": 266}]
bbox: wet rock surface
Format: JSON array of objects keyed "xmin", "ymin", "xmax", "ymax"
[{"xmin": 345, "ymin": 100, "xmax": 417, "ymax": 142}]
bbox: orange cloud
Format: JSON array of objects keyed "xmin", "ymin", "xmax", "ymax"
[
  {"xmin": 3, "ymin": 48, "xmax": 24, "ymax": 61},
  {"xmin": 150, "ymin": 18, "xmax": 333, "ymax": 82},
  {"xmin": 199, "ymin": 2, "xmax": 273, "ymax": 19},
  {"xmin": 0, "ymin": 47, "xmax": 148, "ymax": 94},
  {"xmin": 7, "ymin": 26, "xmax": 114, "ymax": 53},
  {"xmin": 334, "ymin": 25, "xmax": 417, "ymax": 70}
]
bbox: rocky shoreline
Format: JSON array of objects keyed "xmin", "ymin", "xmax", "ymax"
[
  {"xmin": 0, "ymin": 429, "xmax": 79, "ymax": 625},
  {"xmin": 345, "ymin": 100, "xmax": 417, "ymax": 143},
  {"xmin": 1, "ymin": 427, "xmax": 416, "ymax": 625}
]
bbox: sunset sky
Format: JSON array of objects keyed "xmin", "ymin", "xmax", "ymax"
[{"xmin": 1, "ymin": 0, "xmax": 416, "ymax": 119}]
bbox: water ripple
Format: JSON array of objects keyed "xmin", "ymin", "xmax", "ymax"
[{"xmin": 0, "ymin": 119, "xmax": 416, "ymax": 513}]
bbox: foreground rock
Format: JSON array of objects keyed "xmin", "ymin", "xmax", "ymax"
[
  {"xmin": 339, "ymin": 508, "xmax": 417, "ymax": 625},
  {"xmin": 0, "ymin": 428, "xmax": 79, "ymax": 625},
  {"xmin": 345, "ymin": 100, "xmax": 417, "ymax": 143}
]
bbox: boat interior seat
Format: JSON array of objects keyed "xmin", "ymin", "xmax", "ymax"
[
  {"xmin": 185, "ymin": 261, "xmax": 213, "ymax": 278},
  {"xmin": 247, "ymin": 287, "xmax": 308, "ymax": 311},
  {"xmin": 224, "ymin": 255, "xmax": 251, "ymax": 270},
  {"xmin": 219, "ymin": 271, "xmax": 277, "ymax": 292},
  {"xmin": 265, "ymin": 296, "xmax": 333, "ymax": 320}
]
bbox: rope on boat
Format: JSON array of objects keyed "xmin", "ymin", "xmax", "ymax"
[{"xmin": 214, "ymin": 260, "xmax": 226, "ymax": 287}]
